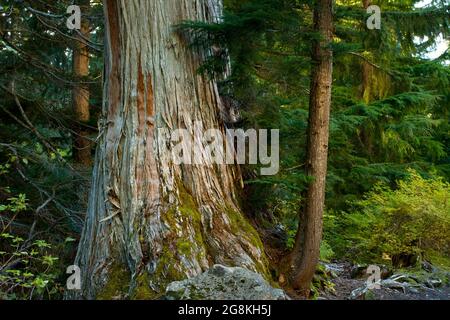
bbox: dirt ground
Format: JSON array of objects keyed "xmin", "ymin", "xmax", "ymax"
[{"xmin": 318, "ymin": 263, "xmax": 450, "ymax": 300}]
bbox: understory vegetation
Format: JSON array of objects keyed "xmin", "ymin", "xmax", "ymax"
[{"xmin": 324, "ymin": 170, "xmax": 450, "ymax": 267}]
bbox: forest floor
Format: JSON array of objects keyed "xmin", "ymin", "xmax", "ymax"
[{"xmin": 318, "ymin": 262, "xmax": 450, "ymax": 300}]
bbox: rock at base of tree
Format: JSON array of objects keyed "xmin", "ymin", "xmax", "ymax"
[{"xmin": 165, "ymin": 265, "xmax": 289, "ymax": 300}]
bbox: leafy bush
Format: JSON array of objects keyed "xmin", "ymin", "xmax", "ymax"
[
  {"xmin": 0, "ymin": 234, "xmax": 62, "ymax": 300},
  {"xmin": 327, "ymin": 170, "xmax": 450, "ymax": 266},
  {"xmin": 0, "ymin": 160, "xmax": 63, "ymax": 300}
]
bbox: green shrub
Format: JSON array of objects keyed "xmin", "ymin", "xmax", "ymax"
[
  {"xmin": 0, "ymin": 160, "xmax": 63, "ymax": 300},
  {"xmin": 327, "ymin": 170, "xmax": 450, "ymax": 266},
  {"xmin": 0, "ymin": 234, "xmax": 62, "ymax": 300}
]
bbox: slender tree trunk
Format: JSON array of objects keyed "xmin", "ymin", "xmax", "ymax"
[
  {"xmin": 72, "ymin": 0, "xmax": 91, "ymax": 165},
  {"xmin": 288, "ymin": 0, "xmax": 333, "ymax": 297},
  {"xmin": 70, "ymin": 0, "xmax": 268, "ymax": 300}
]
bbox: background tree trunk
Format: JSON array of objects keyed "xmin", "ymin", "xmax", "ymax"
[
  {"xmin": 359, "ymin": 0, "xmax": 374, "ymax": 156},
  {"xmin": 72, "ymin": 0, "xmax": 92, "ymax": 166},
  {"xmin": 288, "ymin": 0, "xmax": 333, "ymax": 297},
  {"xmin": 70, "ymin": 0, "xmax": 268, "ymax": 300}
]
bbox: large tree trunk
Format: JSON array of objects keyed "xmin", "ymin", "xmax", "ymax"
[
  {"xmin": 70, "ymin": 0, "xmax": 268, "ymax": 300},
  {"xmin": 72, "ymin": 0, "xmax": 92, "ymax": 166},
  {"xmin": 288, "ymin": 0, "xmax": 333, "ymax": 297}
]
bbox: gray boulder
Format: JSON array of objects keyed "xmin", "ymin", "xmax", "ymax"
[{"xmin": 165, "ymin": 264, "xmax": 289, "ymax": 300}]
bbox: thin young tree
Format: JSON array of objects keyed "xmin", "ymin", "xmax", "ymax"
[{"xmin": 288, "ymin": 0, "xmax": 334, "ymax": 297}]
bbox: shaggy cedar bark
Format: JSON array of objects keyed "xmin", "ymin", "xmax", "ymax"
[
  {"xmin": 70, "ymin": 0, "xmax": 268, "ymax": 300},
  {"xmin": 72, "ymin": 0, "xmax": 91, "ymax": 166},
  {"xmin": 288, "ymin": 0, "xmax": 333, "ymax": 297}
]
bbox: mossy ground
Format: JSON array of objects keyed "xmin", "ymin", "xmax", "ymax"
[{"xmin": 97, "ymin": 263, "xmax": 131, "ymax": 300}]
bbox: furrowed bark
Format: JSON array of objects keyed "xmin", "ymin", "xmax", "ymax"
[
  {"xmin": 69, "ymin": 0, "xmax": 268, "ymax": 300},
  {"xmin": 288, "ymin": 0, "xmax": 333, "ymax": 297}
]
